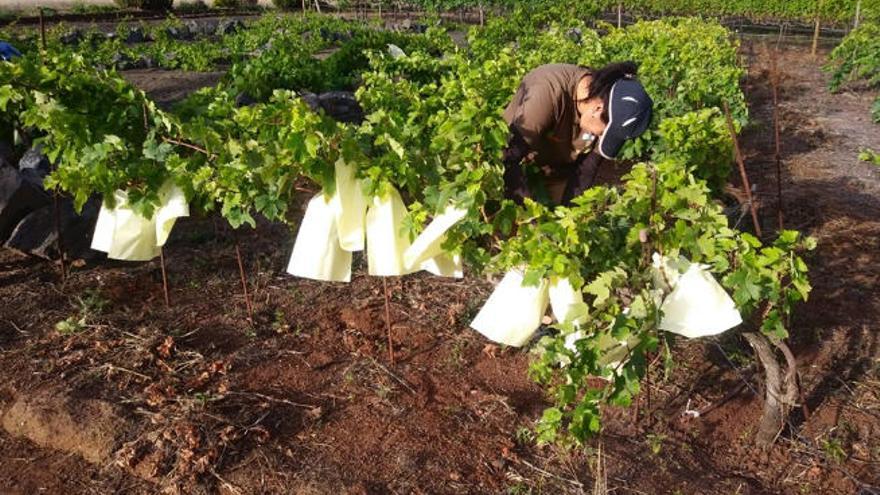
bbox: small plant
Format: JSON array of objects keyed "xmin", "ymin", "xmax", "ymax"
[
  {"xmin": 507, "ymin": 483, "xmax": 532, "ymax": 495},
  {"xmin": 272, "ymin": 310, "xmax": 290, "ymax": 334},
  {"xmin": 859, "ymin": 148, "xmax": 880, "ymax": 165},
  {"xmin": 55, "ymin": 316, "xmax": 87, "ymax": 335},
  {"xmin": 514, "ymin": 426, "xmax": 534, "ymax": 445},
  {"xmin": 55, "ymin": 289, "xmax": 107, "ymax": 335},
  {"xmin": 447, "ymin": 338, "xmax": 468, "ymax": 368},
  {"xmin": 821, "ymin": 437, "xmax": 847, "ymax": 464},
  {"xmin": 646, "ymin": 433, "xmax": 666, "ymax": 456}
]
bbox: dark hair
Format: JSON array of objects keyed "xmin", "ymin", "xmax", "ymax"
[{"xmin": 584, "ymin": 61, "xmax": 639, "ymax": 123}]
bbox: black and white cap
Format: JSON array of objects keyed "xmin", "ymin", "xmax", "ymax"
[{"xmin": 597, "ymin": 78, "xmax": 653, "ymax": 160}]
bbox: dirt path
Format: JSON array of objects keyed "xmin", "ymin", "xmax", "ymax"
[{"xmin": 0, "ymin": 42, "xmax": 878, "ymax": 495}]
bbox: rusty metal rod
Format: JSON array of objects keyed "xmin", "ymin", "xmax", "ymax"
[
  {"xmin": 383, "ymin": 277, "xmax": 395, "ymax": 365},
  {"xmin": 722, "ymin": 102, "xmax": 763, "ymax": 238},
  {"xmin": 234, "ymin": 235, "xmax": 254, "ymax": 323},
  {"xmin": 160, "ymin": 248, "xmax": 170, "ymax": 308},
  {"xmin": 770, "ymin": 49, "xmax": 785, "ymax": 231}
]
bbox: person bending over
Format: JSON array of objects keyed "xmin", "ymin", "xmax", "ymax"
[{"xmin": 502, "ymin": 61, "xmax": 653, "ymax": 205}]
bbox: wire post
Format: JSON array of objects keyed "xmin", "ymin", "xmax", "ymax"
[
  {"xmin": 39, "ymin": 9, "xmax": 47, "ymax": 50},
  {"xmin": 854, "ymin": 0, "xmax": 861, "ymax": 28},
  {"xmin": 233, "ymin": 234, "xmax": 254, "ymax": 323},
  {"xmin": 52, "ymin": 188, "xmax": 67, "ymax": 283},
  {"xmin": 722, "ymin": 102, "xmax": 763, "ymax": 239},
  {"xmin": 811, "ymin": 0, "xmax": 822, "ymax": 56},
  {"xmin": 160, "ymin": 248, "xmax": 171, "ymax": 308},
  {"xmin": 770, "ymin": 49, "xmax": 785, "ymax": 231},
  {"xmin": 383, "ymin": 277, "xmax": 395, "ymax": 365}
]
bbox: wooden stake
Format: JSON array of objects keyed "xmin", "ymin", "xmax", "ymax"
[
  {"xmin": 383, "ymin": 277, "xmax": 395, "ymax": 365},
  {"xmin": 722, "ymin": 102, "xmax": 763, "ymax": 238},
  {"xmin": 159, "ymin": 248, "xmax": 170, "ymax": 308},
  {"xmin": 52, "ymin": 188, "xmax": 67, "ymax": 282},
  {"xmin": 811, "ymin": 0, "xmax": 822, "ymax": 57},
  {"xmin": 234, "ymin": 235, "xmax": 254, "ymax": 323},
  {"xmin": 770, "ymin": 49, "xmax": 785, "ymax": 231},
  {"xmin": 854, "ymin": 0, "xmax": 861, "ymax": 28},
  {"xmin": 617, "ymin": 2, "xmax": 622, "ymax": 28},
  {"xmin": 39, "ymin": 9, "xmax": 47, "ymax": 50}
]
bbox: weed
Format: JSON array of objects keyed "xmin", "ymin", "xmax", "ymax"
[
  {"xmin": 507, "ymin": 483, "xmax": 532, "ymax": 495},
  {"xmin": 646, "ymin": 433, "xmax": 666, "ymax": 456},
  {"xmin": 272, "ymin": 310, "xmax": 290, "ymax": 334},
  {"xmin": 821, "ymin": 437, "xmax": 847, "ymax": 464},
  {"xmin": 375, "ymin": 382, "xmax": 393, "ymax": 400},
  {"xmin": 55, "ymin": 316, "xmax": 87, "ymax": 335},
  {"xmin": 515, "ymin": 426, "xmax": 534, "ymax": 445},
  {"xmin": 55, "ymin": 289, "xmax": 108, "ymax": 335},
  {"xmin": 447, "ymin": 338, "xmax": 468, "ymax": 368}
]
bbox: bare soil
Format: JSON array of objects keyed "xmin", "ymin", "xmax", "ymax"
[
  {"xmin": 0, "ymin": 42, "xmax": 878, "ymax": 494},
  {"xmin": 122, "ymin": 69, "xmax": 225, "ymax": 110}
]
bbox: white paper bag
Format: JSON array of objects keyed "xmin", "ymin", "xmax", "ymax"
[
  {"xmin": 659, "ymin": 263, "xmax": 742, "ymax": 338},
  {"xmin": 106, "ymin": 200, "xmax": 159, "ymax": 261},
  {"xmin": 470, "ymin": 269, "xmax": 550, "ymax": 347},
  {"xmin": 155, "ymin": 183, "xmax": 189, "ymax": 247},
  {"xmin": 403, "ymin": 204, "xmax": 468, "ymax": 271},
  {"xmin": 651, "ymin": 252, "xmax": 688, "ymax": 293},
  {"xmin": 366, "ymin": 187, "xmax": 415, "ymax": 277},
  {"xmin": 420, "ymin": 252, "xmax": 464, "ymax": 278},
  {"xmin": 548, "ymin": 277, "xmax": 587, "ymax": 325},
  {"xmin": 90, "ymin": 198, "xmax": 116, "ymax": 253},
  {"xmin": 287, "ymin": 193, "xmax": 352, "ymax": 282},
  {"xmin": 334, "ymin": 159, "xmax": 368, "ymax": 252},
  {"xmin": 91, "ymin": 184, "xmax": 189, "ymax": 261}
]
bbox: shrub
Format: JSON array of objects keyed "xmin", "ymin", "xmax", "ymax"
[
  {"xmin": 272, "ymin": 0, "xmax": 300, "ymax": 11},
  {"xmin": 174, "ymin": 0, "xmax": 209, "ymax": 13},
  {"xmin": 114, "ymin": 0, "xmax": 173, "ymax": 11}
]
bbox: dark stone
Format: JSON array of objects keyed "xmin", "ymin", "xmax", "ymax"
[
  {"xmin": 18, "ymin": 146, "xmax": 51, "ymax": 178},
  {"xmin": 60, "ymin": 30, "xmax": 82, "ymax": 45},
  {"xmin": 110, "ymin": 52, "xmax": 133, "ymax": 69},
  {"xmin": 567, "ymin": 28, "xmax": 582, "ymax": 44},
  {"xmin": 139, "ymin": 55, "xmax": 157, "ymax": 69},
  {"xmin": 216, "ymin": 19, "xmax": 243, "ymax": 36},
  {"xmin": 124, "ymin": 27, "xmax": 146, "ymax": 44},
  {"xmin": 299, "ymin": 92, "xmax": 321, "ymax": 112},
  {"xmin": 0, "ymin": 141, "xmax": 14, "ymax": 169},
  {"xmin": 234, "ymin": 92, "xmax": 258, "ymax": 108},
  {"xmin": 4, "ymin": 195, "xmax": 100, "ymax": 260},
  {"xmin": 0, "ymin": 167, "xmax": 51, "ymax": 242},
  {"xmin": 317, "ymin": 91, "xmax": 363, "ymax": 124},
  {"xmin": 184, "ymin": 20, "xmax": 202, "ymax": 37},
  {"xmin": 199, "ymin": 20, "xmax": 219, "ymax": 36},
  {"xmin": 18, "ymin": 146, "xmax": 51, "ymax": 189},
  {"xmin": 165, "ymin": 25, "xmax": 193, "ymax": 41}
]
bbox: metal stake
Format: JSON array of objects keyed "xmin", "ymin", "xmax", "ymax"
[
  {"xmin": 722, "ymin": 102, "xmax": 763, "ymax": 238},
  {"xmin": 160, "ymin": 248, "xmax": 170, "ymax": 308},
  {"xmin": 383, "ymin": 277, "xmax": 395, "ymax": 364}
]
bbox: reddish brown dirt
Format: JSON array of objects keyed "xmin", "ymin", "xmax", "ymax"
[{"xmin": 0, "ymin": 42, "xmax": 879, "ymax": 495}]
